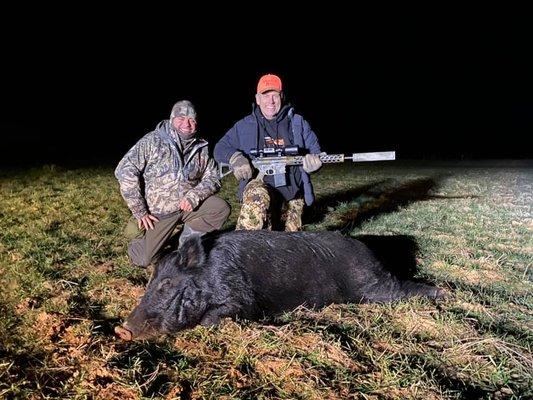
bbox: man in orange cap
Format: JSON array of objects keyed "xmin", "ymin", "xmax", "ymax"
[{"xmin": 214, "ymin": 74, "xmax": 322, "ymax": 231}]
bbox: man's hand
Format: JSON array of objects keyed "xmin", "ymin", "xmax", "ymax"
[
  {"xmin": 178, "ymin": 198, "xmax": 193, "ymax": 212},
  {"xmin": 229, "ymin": 151, "xmax": 253, "ymax": 180},
  {"xmin": 138, "ymin": 214, "xmax": 159, "ymax": 230},
  {"xmin": 302, "ymin": 153, "xmax": 323, "ymax": 173}
]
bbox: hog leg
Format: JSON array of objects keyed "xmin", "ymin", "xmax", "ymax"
[
  {"xmin": 358, "ymin": 276, "xmax": 444, "ymax": 303},
  {"xmin": 400, "ymin": 280, "xmax": 446, "ymax": 300}
]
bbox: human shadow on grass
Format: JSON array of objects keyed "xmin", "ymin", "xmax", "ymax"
[
  {"xmin": 303, "ymin": 177, "xmax": 473, "ymax": 286},
  {"xmin": 355, "ymin": 234, "xmax": 420, "ymax": 280},
  {"xmin": 303, "ymin": 182, "xmax": 384, "ymax": 225},
  {"xmin": 60, "ymin": 278, "xmax": 130, "ymax": 339},
  {"xmin": 307, "ymin": 176, "xmax": 479, "ymax": 233},
  {"xmin": 305, "ymin": 177, "xmax": 436, "ymax": 229}
]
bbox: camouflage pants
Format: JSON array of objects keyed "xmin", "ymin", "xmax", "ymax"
[{"xmin": 236, "ymin": 179, "xmax": 305, "ymax": 232}]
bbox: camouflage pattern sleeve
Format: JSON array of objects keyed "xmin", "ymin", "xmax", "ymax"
[
  {"xmin": 184, "ymin": 150, "xmax": 221, "ymax": 209},
  {"xmin": 114, "ymin": 138, "xmax": 150, "ymax": 219}
]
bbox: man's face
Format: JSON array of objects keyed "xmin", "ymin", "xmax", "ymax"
[
  {"xmin": 255, "ymin": 90, "xmax": 282, "ymax": 120},
  {"xmin": 172, "ymin": 116, "xmax": 197, "ymax": 138}
]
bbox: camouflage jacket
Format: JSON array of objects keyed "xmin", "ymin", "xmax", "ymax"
[{"xmin": 115, "ymin": 120, "xmax": 220, "ymax": 219}]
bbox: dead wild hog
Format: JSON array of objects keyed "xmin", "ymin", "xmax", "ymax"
[{"xmin": 115, "ymin": 230, "xmax": 445, "ymax": 341}]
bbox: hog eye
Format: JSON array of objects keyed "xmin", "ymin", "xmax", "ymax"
[{"xmin": 157, "ymin": 278, "xmax": 172, "ymax": 291}]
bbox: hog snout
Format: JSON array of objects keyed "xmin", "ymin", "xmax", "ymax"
[{"xmin": 114, "ymin": 325, "xmax": 133, "ymax": 341}]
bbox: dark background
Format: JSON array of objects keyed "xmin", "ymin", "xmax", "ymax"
[{"xmin": 2, "ymin": 11, "xmax": 532, "ymax": 167}]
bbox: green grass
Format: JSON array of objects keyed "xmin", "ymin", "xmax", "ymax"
[{"xmin": 0, "ymin": 161, "xmax": 531, "ymax": 399}]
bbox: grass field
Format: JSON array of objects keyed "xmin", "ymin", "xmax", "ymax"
[{"xmin": 0, "ymin": 160, "xmax": 531, "ymax": 399}]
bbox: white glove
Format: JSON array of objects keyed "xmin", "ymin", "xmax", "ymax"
[
  {"xmin": 229, "ymin": 151, "xmax": 253, "ymax": 180},
  {"xmin": 302, "ymin": 153, "xmax": 322, "ymax": 173}
]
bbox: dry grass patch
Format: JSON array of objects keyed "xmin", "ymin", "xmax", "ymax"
[
  {"xmin": 88, "ymin": 278, "xmax": 145, "ymax": 318},
  {"xmin": 390, "ymin": 307, "xmax": 474, "ymax": 343},
  {"xmin": 433, "ymin": 233, "xmax": 468, "ymax": 246},
  {"xmin": 93, "ymin": 261, "xmax": 118, "ymax": 274},
  {"xmin": 457, "ymin": 268, "xmax": 506, "ymax": 285},
  {"xmin": 291, "ymin": 304, "xmax": 364, "ymax": 327},
  {"xmin": 45, "ymin": 290, "xmax": 71, "ymax": 313},
  {"xmin": 438, "ymin": 348, "xmax": 504, "ymax": 386},
  {"xmin": 454, "ymin": 300, "xmax": 491, "ymax": 315},
  {"xmin": 445, "ymin": 337, "xmax": 533, "ymax": 374},
  {"xmin": 254, "ymin": 356, "xmax": 307, "ymax": 380},
  {"xmin": 507, "ymin": 302, "xmax": 533, "ymax": 320},
  {"xmin": 14, "ymin": 297, "xmax": 35, "ymax": 315},
  {"xmin": 174, "ymin": 320, "xmax": 364, "ymax": 398},
  {"xmin": 254, "ymin": 356, "xmax": 321, "ymax": 398},
  {"xmin": 286, "ymin": 332, "xmax": 363, "ymax": 372},
  {"xmin": 61, "ymin": 321, "xmax": 92, "ymax": 347},
  {"xmin": 34, "ymin": 311, "xmax": 65, "ymax": 344},
  {"xmin": 77, "ymin": 358, "xmax": 127, "ymax": 395},
  {"xmin": 429, "ymin": 260, "xmax": 507, "ymax": 285},
  {"xmin": 93, "ymin": 383, "xmax": 139, "ymax": 400},
  {"xmin": 366, "ymin": 384, "xmax": 441, "ymax": 400},
  {"xmin": 488, "ymin": 241, "xmax": 533, "ymax": 255},
  {"xmin": 173, "ymin": 333, "xmax": 226, "ymax": 362},
  {"xmin": 215, "ymin": 320, "xmax": 275, "ymax": 359}
]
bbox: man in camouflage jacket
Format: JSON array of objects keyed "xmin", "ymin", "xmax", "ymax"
[{"xmin": 115, "ymin": 100, "xmax": 230, "ymax": 267}]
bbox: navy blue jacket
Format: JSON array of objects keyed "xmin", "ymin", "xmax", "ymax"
[{"xmin": 214, "ymin": 106, "xmax": 321, "ymax": 205}]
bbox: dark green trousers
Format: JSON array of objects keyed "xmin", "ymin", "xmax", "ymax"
[{"xmin": 125, "ymin": 195, "xmax": 230, "ymax": 267}]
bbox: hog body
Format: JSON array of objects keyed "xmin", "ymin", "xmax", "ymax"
[{"xmin": 120, "ymin": 231, "xmax": 443, "ymax": 340}]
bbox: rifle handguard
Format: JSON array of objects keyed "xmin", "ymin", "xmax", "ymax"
[{"xmin": 218, "ymin": 151, "xmax": 396, "ymax": 179}]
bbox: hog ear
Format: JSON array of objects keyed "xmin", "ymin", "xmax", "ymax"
[{"xmin": 178, "ymin": 236, "xmax": 206, "ymax": 269}]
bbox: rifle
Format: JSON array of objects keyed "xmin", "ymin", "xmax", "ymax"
[{"xmin": 219, "ymin": 146, "xmax": 396, "ymax": 187}]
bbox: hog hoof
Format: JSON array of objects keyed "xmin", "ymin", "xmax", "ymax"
[{"xmin": 434, "ymin": 287, "xmax": 449, "ymax": 300}]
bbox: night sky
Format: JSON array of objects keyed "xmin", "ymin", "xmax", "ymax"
[{"xmin": 2, "ymin": 12, "xmax": 532, "ymax": 166}]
